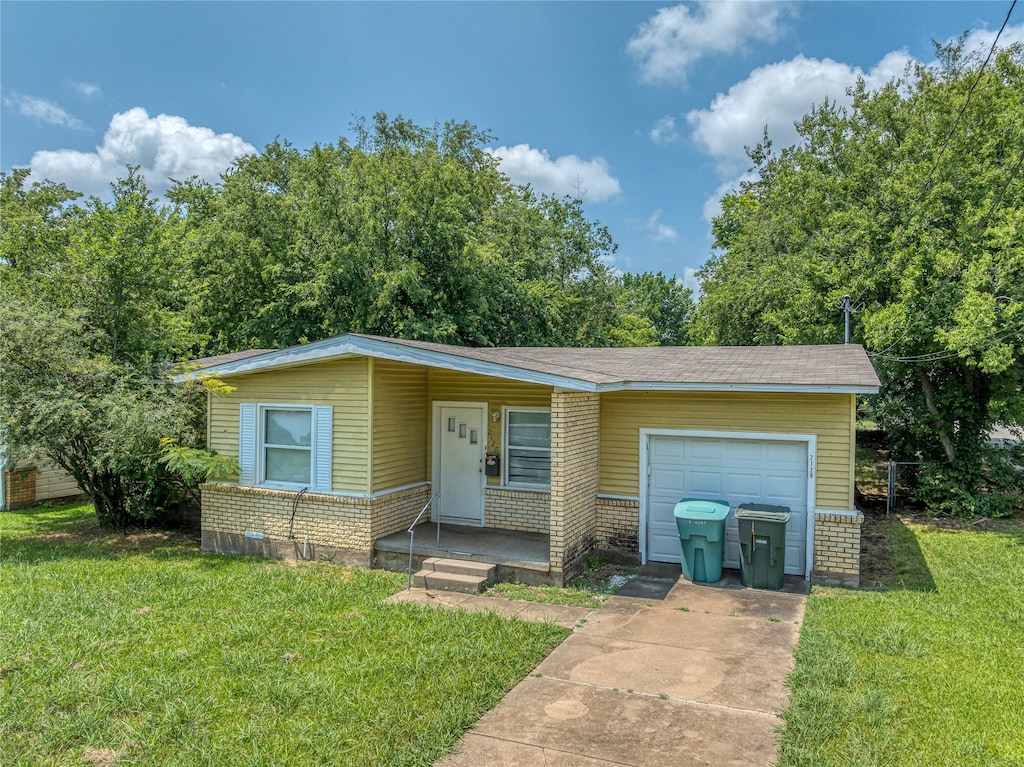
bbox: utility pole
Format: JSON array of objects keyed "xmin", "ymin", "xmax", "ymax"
[{"xmin": 835, "ymin": 294, "xmax": 865, "ymax": 344}]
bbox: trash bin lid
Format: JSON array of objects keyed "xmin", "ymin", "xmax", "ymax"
[
  {"xmin": 674, "ymin": 498, "xmax": 731, "ymax": 521},
  {"xmin": 735, "ymin": 503, "xmax": 791, "ymax": 523}
]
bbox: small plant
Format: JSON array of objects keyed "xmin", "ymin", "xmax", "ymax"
[
  {"xmin": 675, "ymin": 606, "xmax": 690, "ymax": 612},
  {"xmin": 767, "ymin": 616, "xmax": 781, "ymax": 622}
]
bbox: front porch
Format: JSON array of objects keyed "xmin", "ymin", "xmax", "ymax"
[{"xmin": 373, "ymin": 523, "xmax": 554, "ymax": 585}]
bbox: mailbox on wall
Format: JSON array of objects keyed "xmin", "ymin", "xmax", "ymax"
[{"xmin": 485, "ymin": 453, "xmax": 500, "ymax": 476}]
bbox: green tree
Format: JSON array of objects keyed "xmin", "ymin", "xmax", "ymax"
[
  {"xmin": 696, "ymin": 43, "xmax": 1024, "ymax": 514},
  {"xmin": 1, "ymin": 171, "xmax": 219, "ymax": 526},
  {"xmin": 0, "ymin": 300, "xmax": 210, "ymax": 527},
  {"xmin": 620, "ymin": 271, "xmax": 695, "ymax": 346},
  {"xmin": 172, "ymin": 113, "xmax": 647, "ymax": 352}
]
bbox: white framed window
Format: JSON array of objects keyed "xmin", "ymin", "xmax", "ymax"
[
  {"xmin": 262, "ymin": 407, "xmax": 312, "ymax": 485},
  {"xmin": 238, "ymin": 403, "xmax": 333, "ymax": 492},
  {"xmin": 503, "ymin": 407, "xmax": 551, "ymax": 488}
]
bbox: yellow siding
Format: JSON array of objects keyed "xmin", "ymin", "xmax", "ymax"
[
  {"xmin": 208, "ymin": 358, "xmax": 370, "ymax": 494},
  {"xmin": 599, "ymin": 391, "xmax": 856, "ymax": 510},
  {"xmin": 426, "ymin": 369, "xmax": 552, "ymax": 485},
  {"xmin": 34, "ymin": 460, "xmax": 82, "ymax": 501},
  {"xmin": 371, "ymin": 359, "xmax": 429, "ymax": 492}
]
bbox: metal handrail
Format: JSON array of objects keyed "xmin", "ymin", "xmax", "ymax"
[{"xmin": 407, "ymin": 493, "xmax": 440, "ymax": 590}]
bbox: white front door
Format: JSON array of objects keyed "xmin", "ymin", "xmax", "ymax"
[
  {"xmin": 435, "ymin": 404, "xmax": 485, "ymax": 524},
  {"xmin": 645, "ymin": 434, "xmax": 810, "ymax": 575}
]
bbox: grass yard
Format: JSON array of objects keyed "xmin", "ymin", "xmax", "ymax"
[
  {"xmin": 778, "ymin": 515, "xmax": 1024, "ymax": 766},
  {"xmin": 0, "ymin": 502, "xmax": 569, "ymax": 767}
]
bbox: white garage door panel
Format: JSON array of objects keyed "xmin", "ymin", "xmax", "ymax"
[
  {"xmin": 689, "ymin": 471, "xmax": 724, "ymax": 495},
  {"xmin": 646, "ymin": 435, "xmax": 809, "ymax": 575}
]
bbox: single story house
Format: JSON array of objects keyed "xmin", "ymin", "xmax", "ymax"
[{"xmin": 184, "ymin": 334, "xmax": 880, "ymax": 587}]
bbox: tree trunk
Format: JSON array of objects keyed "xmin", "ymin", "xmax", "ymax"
[{"xmin": 918, "ymin": 368, "xmax": 956, "ymax": 464}]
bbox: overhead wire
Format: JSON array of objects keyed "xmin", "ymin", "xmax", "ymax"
[{"xmin": 866, "ymin": 0, "xmax": 1019, "ymax": 358}]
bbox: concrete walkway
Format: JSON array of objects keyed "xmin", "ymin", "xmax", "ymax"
[
  {"xmin": 424, "ymin": 567, "xmax": 807, "ymax": 767},
  {"xmin": 387, "ymin": 588, "xmax": 595, "ymax": 629}
]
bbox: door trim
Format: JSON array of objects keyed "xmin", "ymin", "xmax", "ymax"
[
  {"xmin": 431, "ymin": 401, "xmax": 487, "ymax": 525},
  {"xmin": 639, "ymin": 428, "xmax": 817, "ymax": 579}
]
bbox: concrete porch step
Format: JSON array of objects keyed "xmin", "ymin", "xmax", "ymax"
[
  {"xmin": 423, "ymin": 556, "xmax": 497, "ymax": 579},
  {"xmin": 412, "ymin": 557, "xmax": 498, "ymax": 593}
]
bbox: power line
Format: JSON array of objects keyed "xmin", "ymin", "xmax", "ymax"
[
  {"xmin": 916, "ymin": 0, "xmax": 1018, "ymax": 200},
  {"xmin": 868, "ymin": 316, "xmax": 1024, "ymax": 363},
  {"xmin": 869, "ymin": 0, "xmax": 1019, "ymax": 358}
]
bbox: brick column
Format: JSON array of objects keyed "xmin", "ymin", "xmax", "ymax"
[
  {"xmin": 549, "ymin": 391, "xmax": 600, "ymax": 585},
  {"xmin": 3, "ymin": 467, "xmax": 37, "ymax": 509},
  {"xmin": 813, "ymin": 511, "xmax": 863, "ymax": 587}
]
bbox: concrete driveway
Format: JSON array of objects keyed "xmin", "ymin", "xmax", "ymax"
[{"xmin": 439, "ymin": 566, "xmax": 807, "ymax": 767}]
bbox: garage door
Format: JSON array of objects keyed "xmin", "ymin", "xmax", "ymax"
[{"xmin": 645, "ymin": 435, "xmax": 809, "ymax": 576}]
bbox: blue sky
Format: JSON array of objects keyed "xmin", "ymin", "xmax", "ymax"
[{"xmin": 3, "ymin": 1, "xmax": 1021, "ymax": 292}]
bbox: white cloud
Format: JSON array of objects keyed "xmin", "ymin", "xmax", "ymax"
[
  {"xmin": 648, "ymin": 115, "xmax": 681, "ymax": 144},
  {"xmin": 701, "ymin": 172, "xmax": 758, "ymax": 224},
  {"xmin": 3, "ymin": 92, "xmax": 85, "ymax": 129},
  {"xmin": 69, "ymin": 81, "xmax": 102, "ymax": 98},
  {"xmin": 681, "ymin": 267, "xmax": 700, "ymax": 296},
  {"xmin": 628, "ymin": 1, "xmax": 791, "ymax": 86},
  {"xmin": 958, "ymin": 23, "xmax": 1024, "ymax": 55},
  {"xmin": 26, "ymin": 107, "xmax": 256, "ymax": 197},
  {"xmin": 646, "ymin": 210, "xmax": 679, "ymax": 243},
  {"xmin": 487, "ymin": 144, "xmax": 621, "ymax": 202},
  {"xmin": 686, "ymin": 52, "xmax": 914, "ymax": 173}
]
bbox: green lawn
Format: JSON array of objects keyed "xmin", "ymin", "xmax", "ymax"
[
  {"xmin": 0, "ymin": 502, "xmax": 569, "ymax": 767},
  {"xmin": 778, "ymin": 516, "xmax": 1024, "ymax": 766}
]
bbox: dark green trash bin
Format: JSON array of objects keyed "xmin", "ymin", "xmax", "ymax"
[
  {"xmin": 736, "ymin": 504, "xmax": 791, "ymax": 590},
  {"xmin": 673, "ymin": 498, "xmax": 731, "ymax": 583}
]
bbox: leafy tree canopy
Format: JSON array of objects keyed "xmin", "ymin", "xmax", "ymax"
[
  {"xmin": 696, "ymin": 42, "xmax": 1024, "ymax": 514},
  {"xmin": 170, "ymin": 113, "xmax": 692, "ymax": 351}
]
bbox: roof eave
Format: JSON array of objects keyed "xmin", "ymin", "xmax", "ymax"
[
  {"xmin": 597, "ymin": 381, "xmax": 880, "ymax": 395},
  {"xmin": 173, "ymin": 334, "xmax": 597, "ymax": 392}
]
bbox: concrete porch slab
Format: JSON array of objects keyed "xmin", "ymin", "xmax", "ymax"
[{"xmin": 375, "ymin": 523, "xmax": 549, "ymax": 567}]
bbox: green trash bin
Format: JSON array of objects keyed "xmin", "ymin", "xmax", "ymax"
[
  {"xmin": 673, "ymin": 498, "xmax": 731, "ymax": 583},
  {"xmin": 736, "ymin": 504, "xmax": 791, "ymax": 590}
]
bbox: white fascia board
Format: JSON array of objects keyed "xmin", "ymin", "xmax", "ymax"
[
  {"xmin": 596, "ymin": 381, "xmax": 879, "ymax": 395},
  {"xmin": 174, "ymin": 335, "xmax": 595, "ymax": 391}
]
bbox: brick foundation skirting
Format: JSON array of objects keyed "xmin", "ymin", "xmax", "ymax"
[
  {"xmin": 596, "ymin": 496, "xmax": 640, "ymax": 563},
  {"xmin": 200, "ymin": 482, "xmax": 431, "ymax": 562}
]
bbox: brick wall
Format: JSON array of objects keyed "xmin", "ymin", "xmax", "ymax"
[
  {"xmin": 370, "ymin": 485, "xmax": 434, "ymax": 540},
  {"xmin": 813, "ymin": 510, "xmax": 863, "ymax": 587},
  {"xmin": 596, "ymin": 496, "xmax": 640, "ymax": 561},
  {"xmin": 484, "ymin": 487, "xmax": 550, "ymax": 534},
  {"xmin": 549, "ymin": 391, "xmax": 600, "ymax": 584},
  {"xmin": 200, "ymin": 482, "xmax": 431, "ymax": 565},
  {"xmin": 3, "ymin": 467, "xmax": 37, "ymax": 509}
]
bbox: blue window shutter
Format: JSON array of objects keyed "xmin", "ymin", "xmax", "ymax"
[
  {"xmin": 313, "ymin": 405, "xmax": 333, "ymax": 493},
  {"xmin": 238, "ymin": 403, "xmax": 257, "ymax": 484}
]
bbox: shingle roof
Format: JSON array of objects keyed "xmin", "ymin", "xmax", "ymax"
[
  {"xmin": 184, "ymin": 334, "xmax": 880, "ymax": 393},
  {"xmin": 352, "ymin": 334, "xmax": 881, "ymax": 389},
  {"xmin": 185, "ymin": 349, "xmax": 277, "ymax": 369}
]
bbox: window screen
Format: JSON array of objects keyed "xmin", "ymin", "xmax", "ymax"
[{"xmin": 506, "ymin": 410, "xmax": 551, "ymax": 486}]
